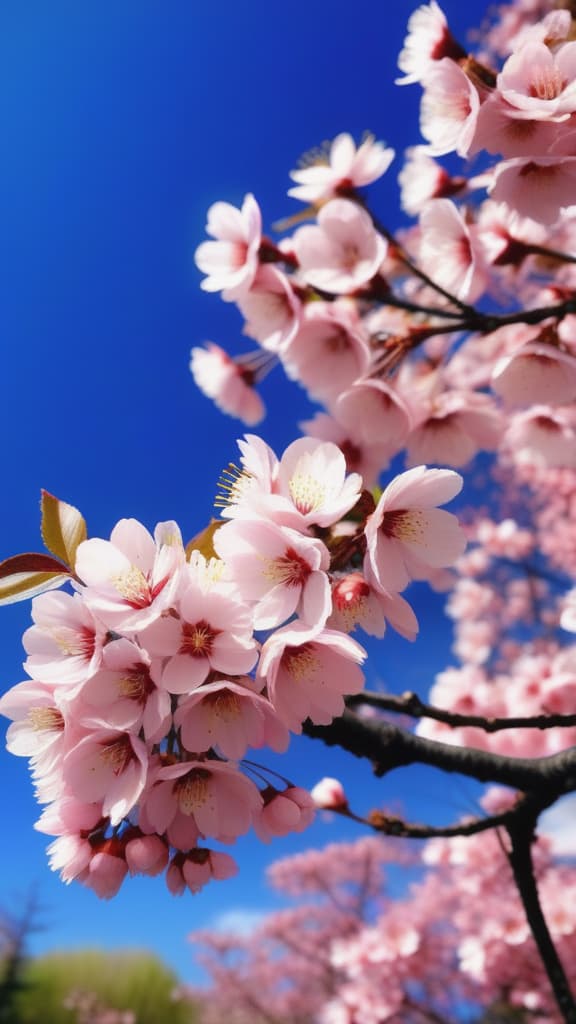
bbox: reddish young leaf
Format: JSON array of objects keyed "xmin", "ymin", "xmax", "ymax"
[{"xmin": 0, "ymin": 551, "xmax": 70, "ymax": 605}]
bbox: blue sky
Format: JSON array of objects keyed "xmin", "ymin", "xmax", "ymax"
[{"xmin": 0, "ymin": 0, "xmax": 492, "ymax": 984}]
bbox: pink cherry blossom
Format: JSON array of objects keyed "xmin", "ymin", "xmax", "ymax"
[
  {"xmin": 504, "ymin": 406, "xmax": 576, "ymax": 468},
  {"xmin": 292, "ymin": 199, "xmax": 387, "ymax": 294},
  {"xmin": 335, "ymin": 379, "xmax": 412, "ymax": 456},
  {"xmin": 489, "ymin": 157, "xmax": 576, "ymax": 223},
  {"xmin": 475, "ymin": 200, "xmax": 548, "ymax": 266},
  {"xmin": 282, "ymin": 300, "xmax": 371, "ymax": 404},
  {"xmin": 418, "ymin": 198, "xmax": 487, "ymax": 303},
  {"xmin": 406, "ymin": 390, "xmax": 503, "ymax": 467},
  {"xmin": 63, "ymin": 730, "xmax": 148, "ymax": 826},
  {"xmin": 258, "ymin": 621, "xmax": 366, "ymax": 732},
  {"xmin": 472, "ymin": 92, "xmax": 563, "ymax": 159},
  {"xmin": 498, "ymin": 40, "xmax": 576, "ymax": 122},
  {"xmin": 75, "ymin": 518, "xmax": 185, "ymax": 633},
  {"xmin": 364, "ymin": 465, "xmax": 465, "ymax": 594},
  {"xmin": 47, "ymin": 833, "xmax": 94, "ymax": 885},
  {"xmin": 194, "ymin": 193, "xmax": 262, "ymax": 299},
  {"xmin": 213, "ymin": 518, "xmax": 331, "ymax": 629},
  {"xmin": 79, "ymin": 840, "xmax": 129, "ymax": 899},
  {"xmin": 190, "ymin": 342, "xmax": 267, "ymax": 425},
  {"xmin": 561, "ymin": 590, "xmax": 576, "ymax": 633},
  {"xmin": 300, "ymin": 412, "xmax": 392, "ymax": 488},
  {"xmin": 492, "ymin": 342, "xmax": 576, "ymax": 407},
  {"xmin": 73, "ymin": 638, "xmax": 171, "ymax": 744},
  {"xmin": 275, "ymin": 437, "xmax": 364, "ymax": 529},
  {"xmin": 288, "ymin": 133, "xmax": 395, "ymax": 203},
  {"xmin": 396, "ymin": 2, "xmax": 465, "ymax": 86},
  {"xmin": 399, "ymin": 146, "xmax": 466, "ymax": 216},
  {"xmin": 222, "ymin": 436, "xmax": 363, "ymax": 530},
  {"xmin": 140, "ymin": 579, "xmax": 258, "ymax": 694},
  {"xmin": 124, "ymin": 833, "xmax": 169, "ymax": 877},
  {"xmin": 0, "ymin": 679, "xmax": 67, "ymax": 768},
  {"xmin": 174, "ymin": 679, "xmax": 290, "ymax": 760},
  {"xmin": 35, "ymin": 796, "xmax": 103, "ymax": 838},
  {"xmin": 23, "ymin": 590, "xmax": 105, "ymax": 685},
  {"xmin": 144, "ymin": 760, "xmax": 262, "ymax": 840},
  {"xmin": 419, "ymin": 58, "xmax": 481, "ymax": 157},
  {"xmin": 237, "ymin": 265, "xmax": 302, "ymax": 353},
  {"xmin": 10, "ymin": 0, "xmax": 576, "ymax": 927},
  {"xmin": 216, "ymin": 433, "xmax": 280, "ymax": 519}
]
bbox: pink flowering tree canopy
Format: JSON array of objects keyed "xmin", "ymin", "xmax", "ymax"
[{"xmin": 5, "ymin": 0, "xmax": 576, "ymax": 1020}]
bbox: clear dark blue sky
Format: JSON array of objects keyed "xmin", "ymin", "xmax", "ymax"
[{"xmin": 0, "ymin": 0, "xmax": 490, "ymax": 983}]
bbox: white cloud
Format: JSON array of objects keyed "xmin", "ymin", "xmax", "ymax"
[{"xmin": 210, "ymin": 908, "xmax": 267, "ymax": 936}]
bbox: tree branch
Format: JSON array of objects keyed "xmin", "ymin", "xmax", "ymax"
[
  {"xmin": 303, "ymin": 710, "xmax": 576, "ymax": 793},
  {"xmin": 346, "ymin": 692, "xmax": 576, "ymax": 733},
  {"xmin": 506, "ymin": 807, "xmax": 576, "ymax": 1023},
  {"xmin": 339, "ymin": 790, "xmax": 553, "ymax": 843}
]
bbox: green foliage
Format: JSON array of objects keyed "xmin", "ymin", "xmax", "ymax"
[{"xmin": 14, "ymin": 949, "xmax": 198, "ymax": 1024}]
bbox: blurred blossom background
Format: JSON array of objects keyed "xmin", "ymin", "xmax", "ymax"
[{"xmin": 1, "ymin": 0, "xmax": 495, "ymax": 988}]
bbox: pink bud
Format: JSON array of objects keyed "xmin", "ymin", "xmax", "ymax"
[
  {"xmin": 125, "ymin": 834, "xmax": 169, "ymax": 877},
  {"xmin": 206, "ymin": 850, "xmax": 238, "ymax": 882},
  {"xmin": 310, "ymin": 777, "xmax": 348, "ymax": 810},
  {"xmin": 86, "ymin": 843, "xmax": 128, "ymax": 899}
]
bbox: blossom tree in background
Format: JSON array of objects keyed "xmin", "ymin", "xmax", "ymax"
[
  {"xmin": 188, "ymin": 828, "xmax": 576, "ymax": 1024},
  {"xmin": 3, "ymin": 0, "xmax": 576, "ymax": 1019}
]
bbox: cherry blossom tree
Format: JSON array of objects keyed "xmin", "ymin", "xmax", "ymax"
[
  {"xmin": 3, "ymin": 0, "xmax": 576, "ymax": 1019},
  {"xmin": 188, "ymin": 829, "xmax": 576, "ymax": 1024}
]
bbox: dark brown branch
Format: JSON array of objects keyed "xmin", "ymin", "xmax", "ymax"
[
  {"xmin": 370, "ymin": 292, "xmax": 464, "ymax": 320},
  {"xmin": 383, "ymin": 296, "xmax": 576, "ymax": 339},
  {"xmin": 347, "ymin": 691, "xmax": 576, "ymax": 733},
  {"xmin": 506, "ymin": 808, "xmax": 576, "ymax": 1022},
  {"xmin": 525, "ymin": 243, "xmax": 576, "ymax": 265},
  {"xmin": 475, "ymin": 296, "xmax": 576, "ymax": 331},
  {"xmin": 303, "ymin": 710, "xmax": 576, "ymax": 794}
]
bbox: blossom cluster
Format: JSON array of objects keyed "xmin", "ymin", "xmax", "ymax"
[
  {"xmin": 187, "ymin": 0, "xmax": 576, "ymax": 811},
  {"xmin": 191, "ymin": 3, "xmax": 576, "ymax": 504},
  {"xmin": 0, "ymin": 436, "xmax": 464, "ymax": 897}
]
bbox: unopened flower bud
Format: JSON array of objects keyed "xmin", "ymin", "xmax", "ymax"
[{"xmin": 310, "ymin": 777, "xmax": 348, "ymax": 810}]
